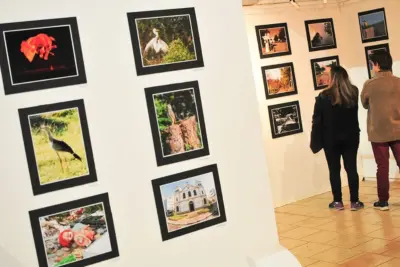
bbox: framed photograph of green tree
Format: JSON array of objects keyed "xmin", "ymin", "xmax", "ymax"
[
  {"xmin": 305, "ymin": 18, "xmax": 337, "ymax": 52},
  {"xmin": 145, "ymin": 81, "xmax": 209, "ymax": 166},
  {"xmin": 127, "ymin": 7, "xmax": 204, "ymax": 75},
  {"xmin": 310, "ymin": 56, "xmax": 340, "ymax": 90}
]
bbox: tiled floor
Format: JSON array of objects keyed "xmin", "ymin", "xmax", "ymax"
[{"xmin": 276, "ymin": 180, "xmax": 400, "ymax": 266}]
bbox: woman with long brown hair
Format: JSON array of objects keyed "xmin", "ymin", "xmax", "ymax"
[{"xmin": 310, "ymin": 65, "xmax": 364, "ymax": 211}]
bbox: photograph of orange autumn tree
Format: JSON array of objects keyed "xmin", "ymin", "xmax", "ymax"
[{"xmin": 262, "ymin": 62, "xmax": 298, "ymax": 99}]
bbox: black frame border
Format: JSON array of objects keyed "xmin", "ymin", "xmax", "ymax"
[
  {"xmin": 310, "ymin": 55, "xmax": 340, "ymax": 91},
  {"xmin": 0, "ymin": 17, "xmax": 87, "ymax": 95},
  {"xmin": 29, "ymin": 193, "xmax": 119, "ymax": 267},
  {"xmin": 18, "ymin": 99, "xmax": 97, "ymax": 195},
  {"xmin": 364, "ymin": 43, "xmax": 390, "ymax": 79},
  {"xmin": 152, "ymin": 164, "xmax": 227, "ymax": 241},
  {"xmin": 358, "ymin": 8, "xmax": 389, "ymax": 44},
  {"xmin": 145, "ymin": 80, "xmax": 210, "ymax": 166},
  {"xmin": 261, "ymin": 62, "xmax": 298, "ymax": 100},
  {"xmin": 255, "ymin": 23, "xmax": 292, "ymax": 59},
  {"xmin": 267, "ymin": 100, "xmax": 303, "ymax": 139},
  {"xmin": 305, "ymin": 18, "xmax": 337, "ymax": 52},
  {"xmin": 127, "ymin": 7, "xmax": 204, "ymax": 76}
]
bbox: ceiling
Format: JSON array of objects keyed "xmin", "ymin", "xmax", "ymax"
[{"xmin": 242, "ymin": 0, "xmax": 346, "ymax": 7}]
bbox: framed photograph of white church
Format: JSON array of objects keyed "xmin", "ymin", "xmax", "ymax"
[
  {"xmin": 18, "ymin": 99, "xmax": 97, "ymax": 195},
  {"xmin": 145, "ymin": 80, "xmax": 210, "ymax": 166},
  {"xmin": 29, "ymin": 193, "xmax": 119, "ymax": 267},
  {"xmin": 127, "ymin": 7, "xmax": 204, "ymax": 76},
  {"xmin": 152, "ymin": 164, "xmax": 227, "ymax": 241},
  {"xmin": 268, "ymin": 101, "xmax": 303, "ymax": 139}
]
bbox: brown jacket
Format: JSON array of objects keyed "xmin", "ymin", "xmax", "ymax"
[{"xmin": 361, "ymin": 71, "xmax": 400, "ymax": 143}]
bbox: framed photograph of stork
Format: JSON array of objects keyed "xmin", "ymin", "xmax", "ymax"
[
  {"xmin": 0, "ymin": 17, "xmax": 87, "ymax": 95},
  {"xmin": 152, "ymin": 164, "xmax": 227, "ymax": 241},
  {"xmin": 267, "ymin": 101, "xmax": 303, "ymax": 139},
  {"xmin": 127, "ymin": 7, "xmax": 204, "ymax": 76},
  {"xmin": 29, "ymin": 193, "xmax": 120, "ymax": 267},
  {"xmin": 255, "ymin": 23, "xmax": 292, "ymax": 59},
  {"xmin": 18, "ymin": 99, "xmax": 97, "ymax": 195},
  {"xmin": 145, "ymin": 80, "xmax": 210, "ymax": 166}
]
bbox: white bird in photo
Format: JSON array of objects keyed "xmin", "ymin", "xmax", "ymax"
[{"xmin": 144, "ymin": 28, "xmax": 169, "ymax": 61}]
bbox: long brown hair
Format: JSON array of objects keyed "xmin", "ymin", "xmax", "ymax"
[{"xmin": 323, "ymin": 65, "xmax": 358, "ymax": 107}]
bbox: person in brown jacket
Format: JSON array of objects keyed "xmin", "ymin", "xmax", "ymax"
[{"xmin": 361, "ymin": 50, "xmax": 400, "ymax": 211}]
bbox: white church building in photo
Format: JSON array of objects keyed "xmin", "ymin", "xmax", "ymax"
[{"xmin": 172, "ymin": 180, "xmax": 209, "ymax": 214}]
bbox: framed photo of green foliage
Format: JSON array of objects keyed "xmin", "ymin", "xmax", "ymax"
[
  {"xmin": 145, "ymin": 81, "xmax": 209, "ymax": 166},
  {"xmin": 127, "ymin": 8, "xmax": 204, "ymax": 76},
  {"xmin": 18, "ymin": 99, "xmax": 97, "ymax": 195}
]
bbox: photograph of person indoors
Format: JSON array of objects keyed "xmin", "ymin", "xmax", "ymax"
[
  {"xmin": 361, "ymin": 50, "xmax": 400, "ymax": 211},
  {"xmin": 311, "ymin": 65, "xmax": 363, "ymax": 211}
]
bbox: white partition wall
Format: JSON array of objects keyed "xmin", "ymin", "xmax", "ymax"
[{"xmin": 0, "ymin": 0, "xmax": 300, "ymax": 267}]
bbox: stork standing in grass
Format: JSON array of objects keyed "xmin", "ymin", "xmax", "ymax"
[
  {"xmin": 40, "ymin": 124, "xmax": 82, "ymax": 172},
  {"xmin": 144, "ymin": 28, "xmax": 169, "ymax": 63}
]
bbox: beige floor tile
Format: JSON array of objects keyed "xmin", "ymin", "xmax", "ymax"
[
  {"xmin": 276, "ymin": 205, "xmax": 323, "ymax": 216},
  {"xmin": 295, "ymin": 256, "xmax": 320, "ymax": 266},
  {"xmin": 293, "ymin": 218, "xmax": 333, "ymax": 228},
  {"xmin": 280, "ymin": 227, "xmax": 321, "ymax": 239},
  {"xmin": 380, "ymin": 241, "xmax": 400, "ymax": 257},
  {"xmin": 339, "ymin": 224, "xmax": 382, "ymax": 235},
  {"xmin": 366, "ymin": 227, "xmax": 400, "ymax": 241},
  {"xmin": 291, "ymin": 242, "xmax": 333, "ymax": 258},
  {"xmin": 275, "ymin": 213, "xmax": 309, "ymax": 224},
  {"xmin": 276, "ymin": 223, "xmax": 298, "ymax": 234},
  {"xmin": 301, "ymin": 231, "xmax": 341, "ymax": 244},
  {"xmin": 309, "ymin": 262, "xmax": 340, "ymax": 267},
  {"xmin": 339, "ymin": 253, "xmax": 392, "ymax": 267},
  {"xmin": 316, "ymin": 220, "xmax": 355, "ymax": 232},
  {"xmin": 377, "ymin": 258, "xmax": 400, "ymax": 267},
  {"xmin": 279, "ymin": 238, "xmax": 308, "ymax": 250},
  {"xmin": 326, "ymin": 233, "xmax": 373, "ymax": 249},
  {"xmin": 310, "ymin": 247, "xmax": 363, "ymax": 264},
  {"xmin": 351, "ymin": 239, "xmax": 391, "ymax": 254}
]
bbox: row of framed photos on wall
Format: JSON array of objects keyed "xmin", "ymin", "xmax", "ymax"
[{"xmin": 0, "ymin": 7, "xmax": 228, "ymax": 267}]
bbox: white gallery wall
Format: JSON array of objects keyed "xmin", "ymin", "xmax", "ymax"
[
  {"xmin": 0, "ymin": 0, "xmax": 299, "ymax": 267},
  {"xmin": 244, "ymin": 0, "xmax": 400, "ymax": 207}
]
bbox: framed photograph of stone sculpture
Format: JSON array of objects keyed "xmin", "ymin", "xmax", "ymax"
[
  {"xmin": 145, "ymin": 80, "xmax": 209, "ymax": 166},
  {"xmin": 365, "ymin": 43, "xmax": 390, "ymax": 79},
  {"xmin": 262, "ymin": 62, "xmax": 298, "ymax": 99},
  {"xmin": 127, "ymin": 7, "xmax": 204, "ymax": 75},
  {"xmin": 310, "ymin": 55, "xmax": 340, "ymax": 90},
  {"xmin": 305, "ymin": 18, "xmax": 337, "ymax": 52},
  {"xmin": 0, "ymin": 17, "xmax": 86, "ymax": 95},
  {"xmin": 18, "ymin": 99, "xmax": 97, "ymax": 195},
  {"xmin": 358, "ymin": 8, "xmax": 389, "ymax": 43},
  {"xmin": 29, "ymin": 193, "xmax": 119, "ymax": 267},
  {"xmin": 152, "ymin": 164, "xmax": 227, "ymax": 241},
  {"xmin": 268, "ymin": 101, "xmax": 303, "ymax": 139},
  {"xmin": 255, "ymin": 23, "xmax": 292, "ymax": 59}
]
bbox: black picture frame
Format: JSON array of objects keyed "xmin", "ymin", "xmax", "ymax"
[
  {"xmin": 365, "ymin": 43, "xmax": 390, "ymax": 79},
  {"xmin": 358, "ymin": 8, "xmax": 389, "ymax": 43},
  {"xmin": 0, "ymin": 17, "xmax": 86, "ymax": 95},
  {"xmin": 261, "ymin": 62, "xmax": 298, "ymax": 99},
  {"xmin": 255, "ymin": 23, "xmax": 292, "ymax": 59},
  {"xmin": 305, "ymin": 18, "xmax": 337, "ymax": 52},
  {"xmin": 18, "ymin": 99, "xmax": 97, "ymax": 195},
  {"xmin": 29, "ymin": 193, "xmax": 119, "ymax": 267},
  {"xmin": 310, "ymin": 55, "xmax": 340, "ymax": 90},
  {"xmin": 268, "ymin": 100, "xmax": 303, "ymax": 139},
  {"xmin": 152, "ymin": 164, "xmax": 227, "ymax": 241},
  {"xmin": 127, "ymin": 7, "xmax": 204, "ymax": 76},
  {"xmin": 145, "ymin": 80, "xmax": 210, "ymax": 166}
]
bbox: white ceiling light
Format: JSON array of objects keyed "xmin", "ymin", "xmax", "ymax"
[{"xmin": 323, "ymin": 0, "xmax": 328, "ymax": 3}]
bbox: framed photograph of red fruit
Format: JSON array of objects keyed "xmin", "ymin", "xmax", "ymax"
[{"xmin": 0, "ymin": 17, "xmax": 86, "ymax": 95}]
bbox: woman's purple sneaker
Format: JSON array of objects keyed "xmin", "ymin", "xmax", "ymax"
[
  {"xmin": 329, "ymin": 201, "xmax": 344, "ymax": 210},
  {"xmin": 351, "ymin": 201, "xmax": 364, "ymax": 211}
]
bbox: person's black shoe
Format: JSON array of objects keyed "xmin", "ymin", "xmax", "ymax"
[{"xmin": 373, "ymin": 201, "xmax": 389, "ymax": 211}]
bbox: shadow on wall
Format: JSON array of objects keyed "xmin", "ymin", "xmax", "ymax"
[{"xmin": 0, "ymin": 244, "xmax": 24, "ymax": 267}]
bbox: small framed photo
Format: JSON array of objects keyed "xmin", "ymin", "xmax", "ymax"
[
  {"xmin": 358, "ymin": 8, "xmax": 389, "ymax": 43},
  {"xmin": 305, "ymin": 18, "xmax": 337, "ymax": 52},
  {"xmin": 0, "ymin": 17, "xmax": 86, "ymax": 95},
  {"xmin": 152, "ymin": 164, "xmax": 227, "ymax": 241},
  {"xmin": 365, "ymin": 43, "xmax": 390, "ymax": 79},
  {"xmin": 310, "ymin": 56, "xmax": 340, "ymax": 90},
  {"xmin": 268, "ymin": 101, "xmax": 303, "ymax": 139},
  {"xmin": 29, "ymin": 193, "xmax": 119, "ymax": 267},
  {"xmin": 261, "ymin": 62, "xmax": 298, "ymax": 99},
  {"xmin": 145, "ymin": 81, "xmax": 209, "ymax": 166},
  {"xmin": 255, "ymin": 23, "xmax": 292, "ymax": 59},
  {"xmin": 18, "ymin": 99, "xmax": 97, "ymax": 195},
  {"xmin": 127, "ymin": 7, "xmax": 204, "ymax": 76}
]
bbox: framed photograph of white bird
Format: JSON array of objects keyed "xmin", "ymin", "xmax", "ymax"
[
  {"xmin": 18, "ymin": 99, "xmax": 97, "ymax": 195},
  {"xmin": 255, "ymin": 23, "xmax": 292, "ymax": 59},
  {"xmin": 145, "ymin": 81, "xmax": 209, "ymax": 166},
  {"xmin": 268, "ymin": 101, "xmax": 303, "ymax": 139},
  {"xmin": 127, "ymin": 7, "xmax": 204, "ymax": 76},
  {"xmin": 152, "ymin": 164, "xmax": 226, "ymax": 241}
]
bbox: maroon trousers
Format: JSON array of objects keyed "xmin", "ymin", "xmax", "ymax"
[{"xmin": 371, "ymin": 141, "xmax": 400, "ymax": 201}]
